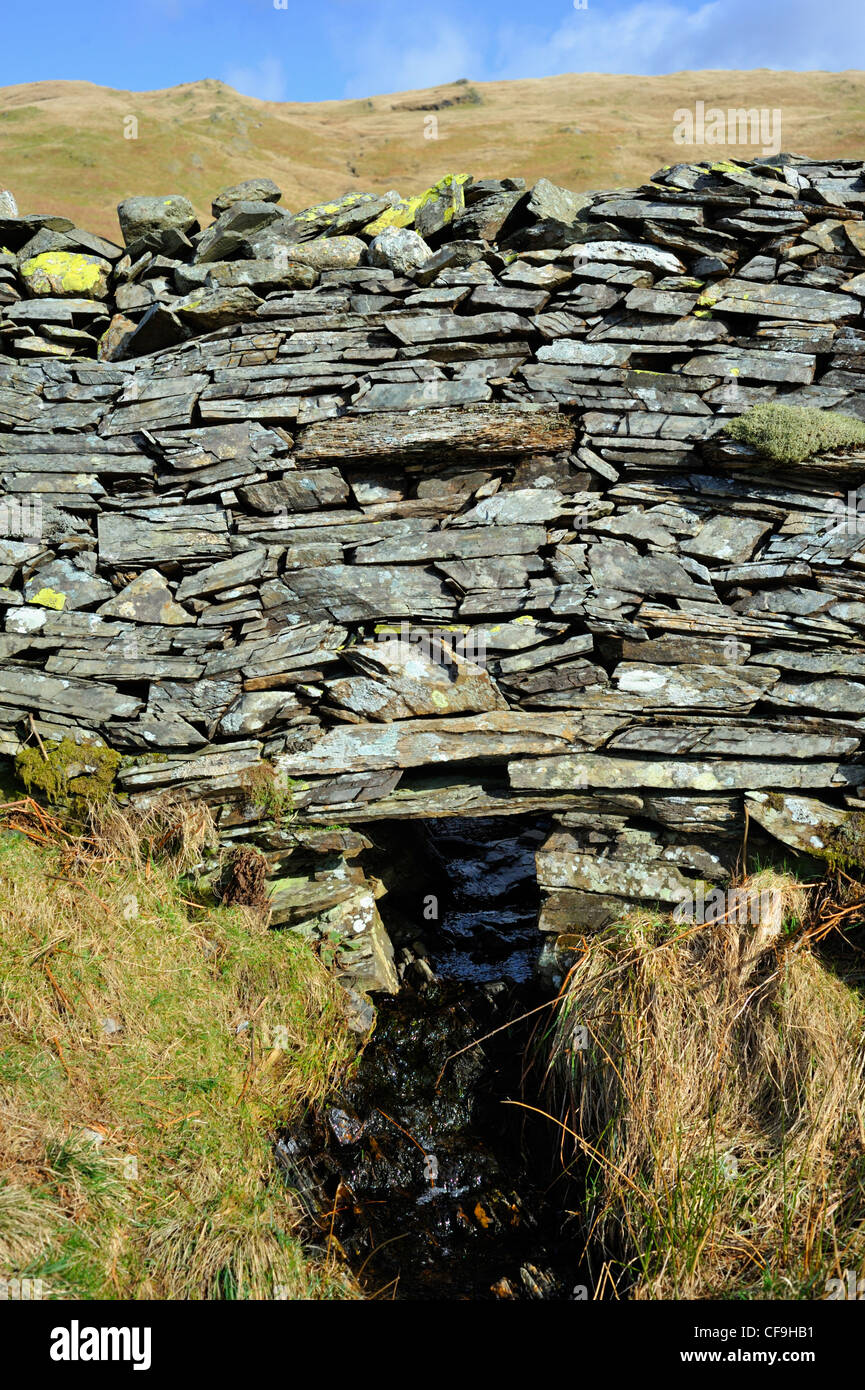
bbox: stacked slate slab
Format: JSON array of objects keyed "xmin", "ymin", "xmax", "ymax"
[{"xmin": 3, "ymin": 157, "xmax": 865, "ymax": 987}]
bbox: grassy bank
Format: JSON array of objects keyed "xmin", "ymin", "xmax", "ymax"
[
  {"xmin": 545, "ymin": 873, "xmax": 865, "ymax": 1300},
  {"xmin": 0, "ymin": 800, "xmax": 359, "ymax": 1300}
]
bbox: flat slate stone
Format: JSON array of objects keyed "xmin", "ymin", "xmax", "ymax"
[
  {"xmin": 708, "ymin": 277, "xmax": 859, "ymax": 323},
  {"xmin": 97, "ymin": 509, "xmax": 232, "ymax": 566},
  {"xmin": 0, "ymin": 666, "xmax": 142, "ymax": 720},
  {"xmin": 279, "ymin": 710, "xmax": 621, "ymax": 777},
  {"xmin": 509, "ymin": 754, "xmax": 846, "ymax": 793}
]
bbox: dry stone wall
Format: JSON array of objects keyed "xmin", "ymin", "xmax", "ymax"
[{"xmin": 3, "ymin": 156, "xmax": 865, "ymax": 989}]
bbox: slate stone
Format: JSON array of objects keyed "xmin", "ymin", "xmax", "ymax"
[
  {"xmin": 296, "ymin": 404, "xmax": 575, "ymax": 460},
  {"xmin": 24, "ymin": 558, "xmax": 114, "ymax": 611},
  {"xmin": 500, "ymin": 178, "xmax": 594, "ymax": 249},
  {"xmin": 194, "ymin": 201, "xmax": 286, "ymax": 264},
  {"xmin": 279, "ymin": 711, "xmax": 615, "ymax": 777},
  {"xmin": 246, "ymin": 231, "xmax": 365, "ymax": 270},
  {"xmin": 117, "ymin": 195, "xmax": 198, "ymax": 246},
  {"xmin": 20, "ymin": 250, "xmax": 112, "ymax": 300},
  {"xmin": 510, "ymin": 754, "xmax": 844, "ymax": 793},
  {"xmin": 97, "ymin": 509, "xmax": 231, "ymax": 567},
  {"xmin": 681, "ymin": 515, "xmax": 772, "ymax": 564},
  {"xmin": 4, "ymin": 153, "xmax": 865, "ymax": 921},
  {"xmin": 708, "ymin": 277, "xmax": 859, "ymax": 323},
  {"xmin": 211, "ymin": 178, "xmax": 282, "ymax": 217},
  {"xmin": 97, "ymin": 570, "xmax": 194, "ymax": 625},
  {"xmin": 174, "ymin": 286, "xmax": 263, "ymax": 331},
  {"xmin": 324, "ymin": 637, "xmax": 506, "ymax": 720}
]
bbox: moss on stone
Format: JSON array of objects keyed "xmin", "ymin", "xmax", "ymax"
[
  {"xmin": 818, "ymin": 813, "xmax": 865, "ymax": 874},
  {"xmin": 15, "ymin": 737, "xmax": 121, "ymax": 806},
  {"xmin": 363, "ymin": 197, "xmax": 422, "ymax": 236},
  {"xmin": 726, "ymin": 403, "xmax": 865, "ymax": 466}
]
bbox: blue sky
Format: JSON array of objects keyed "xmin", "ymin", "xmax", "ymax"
[{"xmin": 1, "ymin": 0, "xmax": 863, "ymax": 102}]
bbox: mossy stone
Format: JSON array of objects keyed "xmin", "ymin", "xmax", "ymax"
[{"xmin": 15, "ymin": 738, "xmax": 121, "ymax": 806}]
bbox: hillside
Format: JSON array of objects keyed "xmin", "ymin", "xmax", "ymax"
[{"xmin": 1, "ymin": 69, "xmax": 864, "ymax": 239}]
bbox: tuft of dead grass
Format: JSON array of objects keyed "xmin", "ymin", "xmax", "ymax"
[
  {"xmin": 544, "ymin": 872, "xmax": 865, "ymax": 1299},
  {"xmin": 0, "ymin": 805, "xmax": 359, "ymax": 1301}
]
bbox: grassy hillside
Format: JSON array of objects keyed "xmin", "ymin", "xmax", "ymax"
[
  {"xmin": 0, "ymin": 798, "xmax": 358, "ymax": 1301},
  {"xmin": 1, "ymin": 70, "xmax": 864, "ymax": 239}
]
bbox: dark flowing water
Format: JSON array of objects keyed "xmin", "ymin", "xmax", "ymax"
[
  {"xmin": 279, "ymin": 816, "xmax": 585, "ymax": 1300},
  {"xmin": 416, "ymin": 817, "xmax": 547, "ymax": 985}
]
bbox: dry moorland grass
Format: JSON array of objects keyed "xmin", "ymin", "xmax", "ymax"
[
  {"xmin": 0, "ymin": 800, "xmax": 359, "ymax": 1301},
  {"xmin": 544, "ymin": 871, "xmax": 865, "ymax": 1300},
  {"xmin": 1, "ymin": 70, "xmax": 864, "ymax": 238}
]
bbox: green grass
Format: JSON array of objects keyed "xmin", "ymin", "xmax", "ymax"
[{"xmin": 0, "ymin": 822, "xmax": 359, "ymax": 1300}]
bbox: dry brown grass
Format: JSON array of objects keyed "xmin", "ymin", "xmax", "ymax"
[{"xmin": 544, "ymin": 872, "xmax": 865, "ymax": 1299}]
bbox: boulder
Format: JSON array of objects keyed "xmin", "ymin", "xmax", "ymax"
[
  {"xmin": 367, "ymin": 226, "xmax": 433, "ymax": 275},
  {"xmin": 20, "ymin": 250, "xmax": 112, "ymax": 300},
  {"xmin": 244, "ymin": 230, "xmax": 366, "ymax": 269},
  {"xmin": 174, "ymin": 285, "xmax": 263, "ymax": 330},
  {"xmin": 116, "ymin": 195, "xmax": 198, "ymax": 247},
  {"xmin": 194, "ymin": 200, "xmax": 286, "ymax": 264},
  {"xmin": 500, "ymin": 177, "xmax": 594, "ymax": 250},
  {"xmin": 280, "ymin": 191, "xmax": 399, "ymax": 241},
  {"xmin": 211, "ymin": 177, "xmax": 282, "ymax": 216}
]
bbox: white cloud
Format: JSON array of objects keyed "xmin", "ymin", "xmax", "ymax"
[
  {"xmin": 223, "ymin": 55, "xmax": 287, "ymax": 102},
  {"xmin": 341, "ymin": 19, "xmax": 480, "ymax": 97},
  {"xmin": 488, "ymin": 0, "xmax": 865, "ymax": 79},
  {"xmin": 327, "ymin": 0, "xmax": 865, "ymax": 98}
]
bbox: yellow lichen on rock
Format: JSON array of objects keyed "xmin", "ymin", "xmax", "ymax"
[
  {"xmin": 28, "ymin": 587, "xmax": 66, "ymax": 610},
  {"xmin": 363, "ymin": 174, "xmax": 471, "ymax": 236},
  {"xmin": 20, "ymin": 250, "xmax": 111, "ymax": 299}
]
